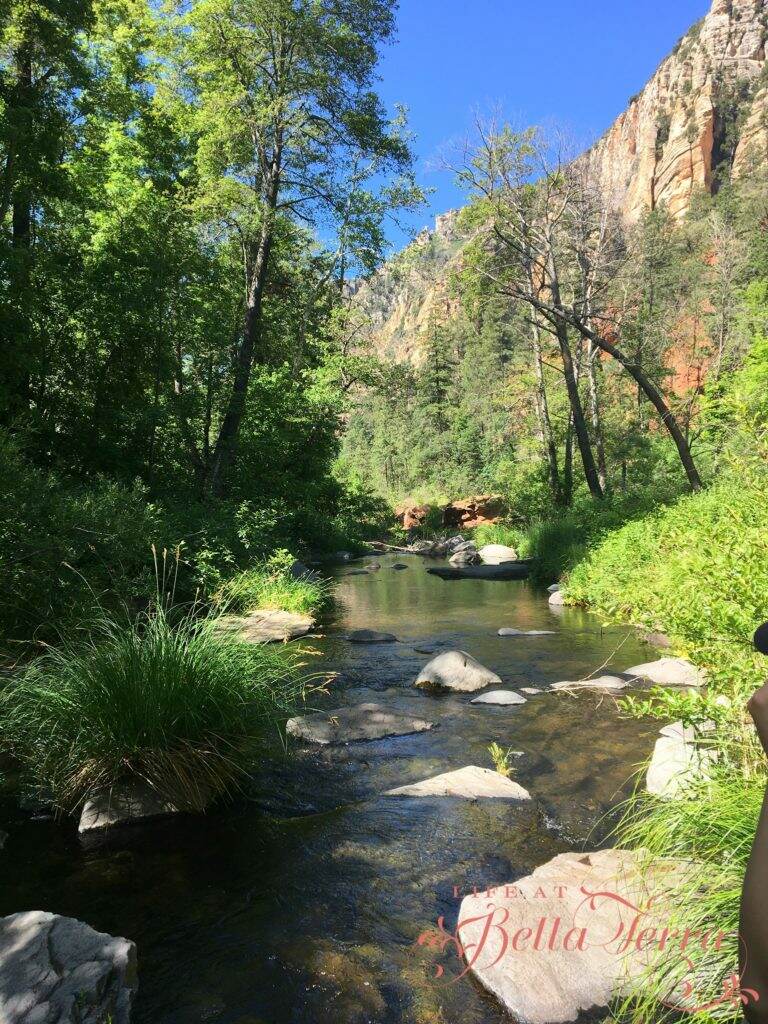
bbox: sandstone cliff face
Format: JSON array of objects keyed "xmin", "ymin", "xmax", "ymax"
[
  {"xmin": 353, "ymin": 0, "xmax": 768, "ymax": 366},
  {"xmin": 347, "ymin": 209, "xmax": 469, "ymax": 365},
  {"xmin": 583, "ymin": 0, "xmax": 767, "ymax": 221}
]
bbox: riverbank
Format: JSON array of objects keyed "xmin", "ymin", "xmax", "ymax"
[{"xmin": 550, "ymin": 472, "xmax": 768, "ymax": 1023}]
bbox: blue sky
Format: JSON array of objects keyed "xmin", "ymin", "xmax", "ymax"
[{"xmin": 376, "ymin": 0, "xmax": 708, "ymax": 248}]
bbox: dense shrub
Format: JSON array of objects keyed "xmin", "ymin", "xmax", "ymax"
[
  {"xmin": 216, "ymin": 554, "xmax": 331, "ymax": 616},
  {"xmin": 0, "ymin": 606, "xmax": 307, "ymax": 812}
]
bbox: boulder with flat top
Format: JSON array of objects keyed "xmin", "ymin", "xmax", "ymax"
[
  {"xmin": 386, "ymin": 766, "xmax": 530, "ymax": 800},
  {"xmin": 624, "ymin": 657, "xmax": 706, "ymax": 688},
  {"xmin": 414, "ymin": 651, "xmax": 502, "ymax": 693},
  {"xmin": 287, "ymin": 703, "xmax": 433, "ymax": 745}
]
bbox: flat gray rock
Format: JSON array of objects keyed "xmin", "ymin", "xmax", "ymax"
[
  {"xmin": 217, "ymin": 609, "xmax": 315, "ymax": 643},
  {"xmin": 458, "ymin": 849, "xmax": 685, "ymax": 1024},
  {"xmin": 385, "ymin": 766, "xmax": 530, "ymax": 800},
  {"xmin": 347, "ymin": 629, "xmax": 398, "ymax": 644},
  {"xmin": 547, "ymin": 583, "xmax": 561, "ymax": 593},
  {"xmin": 521, "ymin": 687, "xmax": 543, "ymax": 695},
  {"xmin": 624, "ymin": 657, "xmax": 706, "ymax": 688},
  {"xmin": 0, "ymin": 911, "xmax": 137, "ymax": 1024},
  {"xmin": 498, "ymin": 628, "xmax": 556, "ymax": 637},
  {"xmin": 551, "ymin": 675, "xmax": 629, "ymax": 692},
  {"xmin": 286, "ymin": 703, "xmax": 433, "ymax": 745},
  {"xmin": 470, "ymin": 690, "xmax": 528, "ymax": 706},
  {"xmin": 79, "ymin": 783, "xmax": 180, "ymax": 833},
  {"xmin": 414, "ymin": 650, "xmax": 502, "ymax": 693}
]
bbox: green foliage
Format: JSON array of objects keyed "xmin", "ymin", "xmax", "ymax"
[
  {"xmin": 471, "ymin": 522, "xmax": 522, "ymax": 549},
  {"xmin": 487, "ymin": 742, "xmax": 517, "ymax": 778},
  {"xmin": 0, "ymin": 605, "xmax": 308, "ymax": 812},
  {"xmin": 216, "ymin": 559, "xmax": 330, "ymax": 617}
]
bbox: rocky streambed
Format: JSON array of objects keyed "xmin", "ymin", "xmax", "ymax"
[{"xmin": 0, "ymin": 553, "xmax": 683, "ymax": 1024}]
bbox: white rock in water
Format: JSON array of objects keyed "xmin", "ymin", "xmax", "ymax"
[
  {"xmin": 521, "ymin": 687, "xmax": 543, "ymax": 695},
  {"xmin": 79, "ymin": 782, "xmax": 180, "ymax": 833},
  {"xmin": 470, "ymin": 690, "xmax": 527, "ymax": 706},
  {"xmin": 646, "ymin": 733, "xmax": 717, "ymax": 798},
  {"xmin": 287, "ymin": 703, "xmax": 433, "ymax": 745},
  {"xmin": 478, "ymin": 544, "xmax": 518, "ymax": 565},
  {"xmin": 624, "ymin": 657, "xmax": 706, "ymax": 688},
  {"xmin": 0, "ymin": 911, "xmax": 137, "ymax": 1024},
  {"xmin": 458, "ymin": 849, "xmax": 685, "ymax": 1024},
  {"xmin": 414, "ymin": 650, "xmax": 502, "ymax": 692},
  {"xmin": 549, "ymin": 590, "xmax": 566, "ymax": 607},
  {"xmin": 385, "ymin": 766, "xmax": 530, "ymax": 800},
  {"xmin": 551, "ymin": 675, "xmax": 629, "ymax": 692}
]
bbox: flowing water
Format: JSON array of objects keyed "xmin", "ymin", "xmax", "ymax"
[{"xmin": 0, "ymin": 554, "xmax": 661, "ymax": 1024}]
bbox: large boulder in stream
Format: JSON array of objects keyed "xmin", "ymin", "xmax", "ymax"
[
  {"xmin": 457, "ymin": 848, "xmax": 685, "ymax": 1024},
  {"xmin": 0, "ymin": 910, "xmax": 138, "ymax": 1024},
  {"xmin": 79, "ymin": 782, "xmax": 180, "ymax": 833},
  {"xmin": 217, "ymin": 609, "xmax": 315, "ymax": 643},
  {"xmin": 386, "ymin": 766, "xmax": 530, "ymax": 800},
  {"xmin": 646, "ymin": 722, "xmax": 717, "ymax": 798},
  {"xmin": 286, "ymin": 703, "xmax": 433, "ymax": 745},
  {"xmin": 624, "ymin": 656, "xmax": 706, "ymax": 688},
  {"xmin": 478, "ymin": 544, "xmax": 518, "ymax": 565},
  {"xmin": 414, "ymin": 651, "xmax": 502, "ymax": 693}
]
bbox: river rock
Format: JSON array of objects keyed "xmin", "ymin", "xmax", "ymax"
[
  {"xmin": 414, "ymin": 651, "xmax": 502, "ymax": 693},
  {"xmin": 410, "ymin": 540, "xmax": 437, "ymax": 556},
  {"xmin": 458, "ymin": 849, "xmax": 683, "ymax": 1024},
  {"xmin": 334, "ymin": 551, "xmax": 352, "ymax": 562},
  {"xmin": 286, "ymin": 703, "xmax": 433, "ymax": 745},
  {"xmin": 345, "ymin": 569, "xmax": 372, "ymax": 576},
  {"xmin": 347, "ymin": 629, "xmax": 398, "ymax": 644},
  {"xmin": 289, "ymin": 559, "xmax": 311, "ymax": 579},
  {"xmin": 385, "ymin": 766, "xmax": 530, "ymax": 800},
  {"xmin": 365, "ymin": 563, "xmax": 381, "ymax": 572},
  {"xmin": 217, "ymin": 609, "xmax": 315, "ymax": 643},
  {"xmin": 391, "ymin": 563, "xmax": 409, "ymax": 570},
  {"xmin": 547, "ymin": 583, "xmax": 561, "ymax": 594},
  {"xmin": 643, "ymin": 631, "xmax": 672, "ymax": 649},
  {"xmin": 521, "ymin": 687, "xmax": 543, "ymax": 695},
  {"xmin": 0, "ymin": 910, "xmax": 138, "ymax": 1024},
  {"xmin": 79, "ymin": 782, "xmax": 180, "ymax": 833},
  {"xmin": 427, "ymin": 562, "xmax": 533, "ymax": 581},
  {"xmin": 646, "ymin": 730, "xmax": 717, "ymax": 798},
  {"xmin": 549, "ymin": 590, "xmax": 566, "ymax": 607},
  {"xmin": 624, "ymin": 657, "xmax": 706, "ymax": 688},
  {"xmin": 470, "ymin": 690, "xmax": 527, "ymax": 706},
  {"xmin": 551, "ymin": 675, "xmax": 629, "ymax": 692},
  {"xmin": 498, "ymin": 628, "xmax": 556, "ymax": 637},
  {"xmin": 478, "ymin": 544, "xmax": 518, "ymax": 565},
  {"xmin": 444, "ymin": 535, "xmax": 465, "ymax": 552}
]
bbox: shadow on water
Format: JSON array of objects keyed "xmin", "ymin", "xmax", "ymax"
[{"xmin": 0, "ymin": 554, "xmax": 660, "ymax": 1024}]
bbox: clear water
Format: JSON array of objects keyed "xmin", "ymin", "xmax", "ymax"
[{"xmin": 0, "ymin": 554, "xmax": 659, "ymax": 1024}]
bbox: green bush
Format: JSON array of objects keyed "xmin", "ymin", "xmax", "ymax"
[
  {"xmin": 216, "ymin": 554, "xmax": 331, "ymax": 616},
  {"xmin": 0, "ymin": 606, "xmax": 307, "ymax": 813},
  {"xmin": 471, "ymin": 522, "xmax": 522, "ymax": 549}
]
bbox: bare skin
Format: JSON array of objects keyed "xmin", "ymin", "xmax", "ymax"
[{"xmin": 740, "ymin": 676, "xmax": 768, "ymax": 1023}]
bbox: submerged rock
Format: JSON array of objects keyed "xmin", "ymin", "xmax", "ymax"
[
  {"xmin": 414, "ymin": 651, "xmax": 502, "ymax": 693},
  {"xmin": 79, "ymin": 783, "xmax": 180, "ymax": 833},
  {"xmin": 498, "ymin": 628, "xmax": 556, "ymax": 637},
  {"xmin": 458, "ymin": 849, "xmax": 684, "ymax": 1024},
  {"xmin": 624, "ymin": 657, "xmax": 706, "ymax": 688},
  {"xmin": 347, "ymin": 629, "xmax": 398, "ymax": 644},
  {"xmin": 427, "ymin": 561, "xmax": 533, "ymax": 581},
  {"xmin": 0, "ymin": 910, "xmax": 137, "ymax": 1024},
  {"xmin": 478, "ymin": 543, "xmax": 518, "ymax": 565},
  {"xmin": 287, "ymin": 703, "xmax": 433, "ymax": 745},
  {"xmin": 386, "ymin": 766, "xmax": 530, "ymax": 800},
  {"xmin": 470, "ymin": 690, "xmax": 527, "ymax": 706},
  {"xmin": 217, "ymin": 609, "xmax": 315, "ymax": 643},
  {"xmin": 391, "ymin": 563, "xmax": 409, "ymax": 570},
  {"xmin": 551, "ymin": 675, "xmax": 629, "ymax": 692}
]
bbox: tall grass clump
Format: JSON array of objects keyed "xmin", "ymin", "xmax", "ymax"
[
  {"xmin": 216, "ymin": 554, "xmax": 331, "ymax": 617},
  {"xmin": 471, "ymin": 522, "xmax": 522, "ymax": 549},
  {"xmin": 0, "ymin": 606, "xmax": 308, "ymax": 814}
]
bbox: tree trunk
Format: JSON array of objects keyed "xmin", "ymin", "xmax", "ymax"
[
  {"xmin": 586, "ymin": 343, "xmax": 609, "ymax": 493},
  {"xmin": 208, "ymin": 160, "xmax": 281, "ymax": 498},
  {"xmin": 555, "ymin": 317, "xmax": 604, "ymax": 500},
  {"xmin": 530, "ymin": 321, "xmax": 562, "ymax": 504},
  {"xmin": 576, "ymin": 319, "xmax": 703, "ymax": 492}
]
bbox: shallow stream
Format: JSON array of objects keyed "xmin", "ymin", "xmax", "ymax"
[{"xmin": 0, "ymin": 553, "xmax": 660, "ymax": 1023}]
